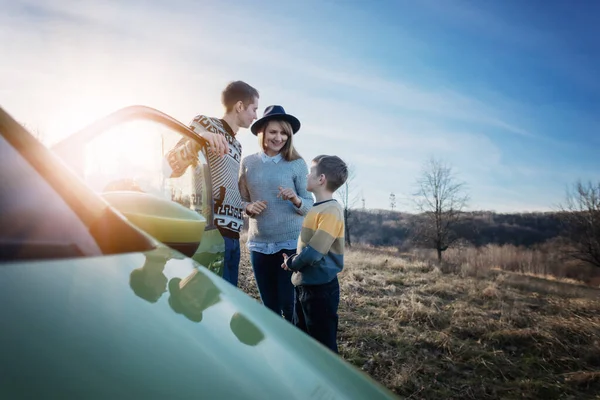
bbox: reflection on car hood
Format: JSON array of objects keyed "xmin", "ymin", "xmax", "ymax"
[{"xmin": 0, "ymin": 245, "xmax": 397, "ymax": 399}]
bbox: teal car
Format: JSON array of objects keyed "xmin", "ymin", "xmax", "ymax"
[{"xmin": 0, "ymin": 106, "xmax": 398, "ymax": 399}]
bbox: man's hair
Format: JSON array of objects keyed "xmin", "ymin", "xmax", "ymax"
[
  {"xmin": 257, "ymin": 120, "xmax": 302, "ymax": 162},
  {"xmin": 221, "ymin": 81, "xmax": 259, "ymax": 112},
  {"xmin": 312, "ymin": 155, "xmax": 348, "ymax": 192}
]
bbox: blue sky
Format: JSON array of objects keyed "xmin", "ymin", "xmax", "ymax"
[{"xmin": 1, "ymin": 0, "xmax": 599, "ymax": 212}]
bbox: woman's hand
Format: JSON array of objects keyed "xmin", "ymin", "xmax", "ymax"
[
  {"xmin": 278, "ymin": 186, "xmax": 301, "ymax": 207},
  {"xmin": 246, "ymin": 200, "xmax": 268, "ymax": 216}
]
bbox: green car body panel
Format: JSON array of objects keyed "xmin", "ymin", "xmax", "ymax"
[{"xmin": 0, "ymin": 245, "xmax": 397, "ymax": 399}]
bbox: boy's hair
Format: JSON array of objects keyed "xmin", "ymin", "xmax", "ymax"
[
  {"xmin": 221, "ymin": 81, "xmax": 259, "ymax": 112},
  {"xmin": 257, "ymin": 120, "xmax": 302, "ymax": 162},
  {"xmin": 312, "ymin": 155, "xmax": 348, "ymax": 192}
]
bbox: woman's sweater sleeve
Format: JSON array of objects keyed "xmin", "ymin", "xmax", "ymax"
[
  {"xmin": 293, "ymin": 159, "xmax": 314, "ymax": 215},
  {"xmin": 238, "ymin": 156, "xmax": 254, "ymax": 217}
]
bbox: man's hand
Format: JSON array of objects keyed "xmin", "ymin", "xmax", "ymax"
[
  {"xmin": 201, "ymin": 131, "xmax": 229, "ymax": 158},
  {"xmin": 246, "ymin": 200, "xmax": 268, "ymax": 216},
  {"xmin": 281, "ymin": 253, "xmax": 291, "ymax": 271},
  {"xmin": 278, "ymin": 186, "xmax": 301, "ymax": 207}
]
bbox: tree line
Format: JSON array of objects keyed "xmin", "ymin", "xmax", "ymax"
[{"xmin": 345, "ymin": 157, "xmax": 600, "ymax": 272}]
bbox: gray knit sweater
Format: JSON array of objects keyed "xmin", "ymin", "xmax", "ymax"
[{"xmin": 238, "ymin": 153, "xmax": 314, "ymax": 243}]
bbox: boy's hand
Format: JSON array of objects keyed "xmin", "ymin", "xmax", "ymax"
[
  {"xmin": 246, "ymin": 200, "xmax": 267, "ymax": 216},
  {"xmin": 281, "ymin": 253, "xmax": 291, "ymax": 271},
  {"xmin": 278, "ymin": 186, "xmax": 301, "ymax": 207},
  {"xmin": 200, "ymin": 131, "xmax": 229, "ymax": 158}
]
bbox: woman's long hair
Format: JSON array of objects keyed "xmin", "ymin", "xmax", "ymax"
[{"xmin": 258, "ymin": 120, "xmax": 302, "ymax": 161}]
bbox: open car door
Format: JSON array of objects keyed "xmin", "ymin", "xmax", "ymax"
[{"xmin": 51, "ymin": 106, "xmax": 225, "ymax": 276}]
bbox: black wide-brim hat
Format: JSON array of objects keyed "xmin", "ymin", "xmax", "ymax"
[{"xmin": 250, "ymin": 105, "xmax": 301, "ymax": 135}]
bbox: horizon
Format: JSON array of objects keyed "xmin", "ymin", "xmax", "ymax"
[
  {"xmin": 2, "ymin": 0, "xmax": 599, "ymax": 213},
  {"xmin": 335, "ymin": 207, "xmax": 562, "ymax": 215}
]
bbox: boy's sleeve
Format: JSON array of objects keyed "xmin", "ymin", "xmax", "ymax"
[{"xmin": 286, "ymin": 211, "xmax": 343, "ymax": 271}]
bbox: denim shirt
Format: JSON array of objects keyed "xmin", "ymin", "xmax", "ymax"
[{"xmin": 247, "ymin": 239, "xmax": 298, "ymax": 255}]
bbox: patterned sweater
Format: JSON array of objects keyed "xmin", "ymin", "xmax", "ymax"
[
  {"xmin": 238, "ymin": 153, "xmax": 314, "ymax": 245},
  {"xmin": 285, "ymin": 199, "xmax": 345, "ymax": 286},
  {"xmin": 166, "ymin": 115, "xmax": 244, "ymax": 238}
]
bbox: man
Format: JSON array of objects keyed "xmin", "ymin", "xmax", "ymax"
[{"xmin": 165, "ymin": 80, "xmax": 259, "ymax": 287}]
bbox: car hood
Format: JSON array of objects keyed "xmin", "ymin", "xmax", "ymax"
[{"xmin": 0, "ymin": 245, "xmax": 397, "ymax": 399}]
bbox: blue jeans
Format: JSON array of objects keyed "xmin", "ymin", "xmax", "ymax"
[
  {"xmin": 222, "ymin": 237, "xmax": 241, "ymax": 287},
  {"xmin": 249, "ymin": 249, "xmax": 295, "ymax": 322},
  {"xmin": 293, "ymin": 277, "xmax": 340, "ymax": 353}
]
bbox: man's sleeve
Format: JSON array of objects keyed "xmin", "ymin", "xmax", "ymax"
[
  {"xmin": 163, "ymin": 115, "xmax": 212, "ymax": 178},
  {"xmin": 164, "ymin": 137, "xmax": 200, "ymax": 178}
]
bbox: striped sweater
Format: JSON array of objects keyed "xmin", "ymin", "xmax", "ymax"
[
  {"xmin": 286, "ymin": 199, "xmax": 345, "ymax": 286},
  {"xmin": 166, "ymin": 115, "xmax": 244, "ymax": 238}
]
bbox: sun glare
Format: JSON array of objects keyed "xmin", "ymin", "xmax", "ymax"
[
  {"xmin": 51, "ymin": 109, "xmax": 192, "ymax": 202},
  {"xmin": 83, "ymin": 120, "xmax": 175, "ymax": 196},
  {"xmin": 40, "ymin": 68, "xmax": 152, "ymax": 145}
]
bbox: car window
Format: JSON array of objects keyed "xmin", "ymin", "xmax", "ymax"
[
  {"xmin": 55, "ymin": 119, "xmax": 215, "ymax": 230},
  {"xmin": 0, "ymin": 135, "xmax": 103, "ymax": 261}
]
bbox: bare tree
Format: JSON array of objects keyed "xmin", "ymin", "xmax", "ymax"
[
  {"xmin": 335, "ymin": 164, "xmax": 360, "ymax": 247},
  {"xmin": 558, "ymin": 180, "xmax": 600, "ymax": 269},
  {"xmin": 413, "ymin": 157, "xmax": 469, "ymax": 262}
]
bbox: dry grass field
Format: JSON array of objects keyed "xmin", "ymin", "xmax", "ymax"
[{"xmin": 237, "ymin": 242, "xmax": 600, "ymax": 399}]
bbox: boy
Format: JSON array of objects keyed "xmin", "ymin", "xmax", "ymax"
[
  {"xmin": 165, "ymin": 80, "xmax": 259, "ymax": 287},
  {"xmin": 282, "ymin": 155, "xmax": 348, "ymax": 353}
]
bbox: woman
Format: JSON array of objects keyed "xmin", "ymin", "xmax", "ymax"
[{"xmin": 238, "ymin": 105, "xmax": 314, "ymax": 321}]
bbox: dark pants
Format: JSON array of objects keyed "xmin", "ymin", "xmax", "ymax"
[
  {"xmin": 293, "ymin": 277, "xmax": 340, "ymax": 353},
  {"xmin": 222, "ymin": 237, "xmax": 241, "ymax": 287},
  {"xmin": 250, "ymin": 249, "xmax": 295, "ymax": 322}
]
